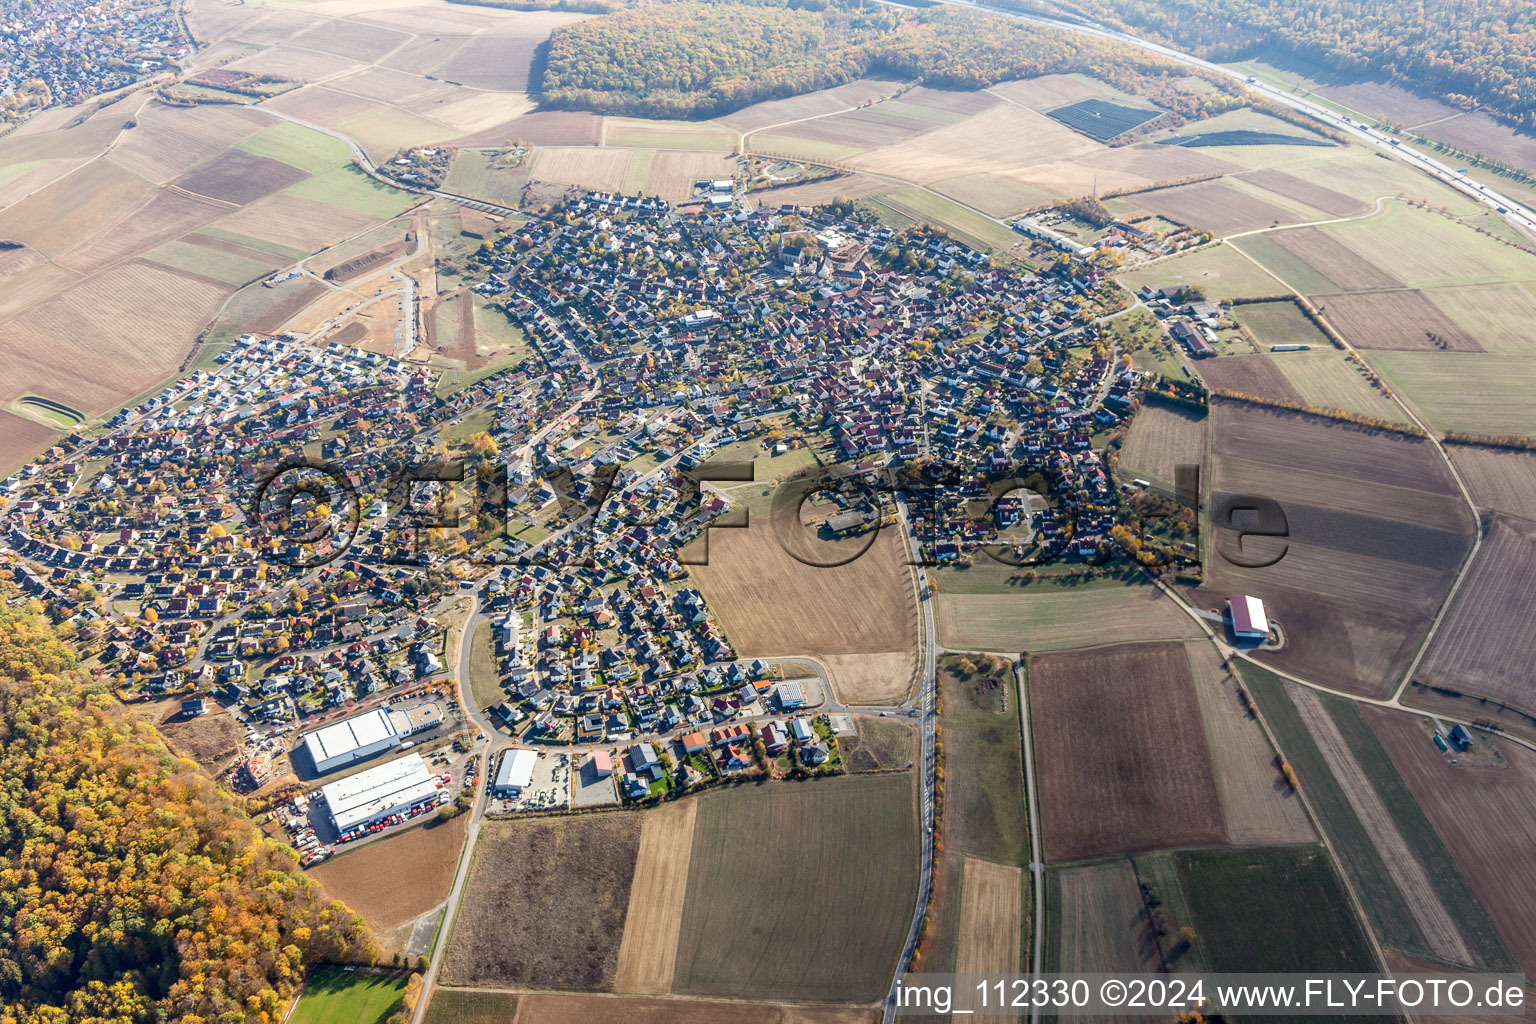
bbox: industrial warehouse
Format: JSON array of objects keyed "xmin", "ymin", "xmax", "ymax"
[
  {"xmin": 298, "ymin": 700, "xmax": 446, "ymax": 774},
  {"xmin": 318, "ymin": 752, "xmax": 445, "ymax": 836}
]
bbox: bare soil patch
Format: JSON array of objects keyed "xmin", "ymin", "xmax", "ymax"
[
  {"xmin": 529, "ymin": 146, "xmax": 632, "ymax": 193},
  {"xmin": 1196, "ymin": 352, "xmax": 1302, "ymax": 401},
  {"xmin": 1271, "ymin": 226, "xmax": 1401, "ymax": 292},
  {"xmin": 1447, "ymin": 445, "xmax": 1536, "ymax": 519},
  {"xmin": 441, "ymin": 811, "xmax": 641, "ymax": 990},
  {"xmin": 1314, "ymin": 289, "xmax": 1483, "ymax": 351},
  {"xmin": 511, "ymin": 994, "xmax": 878, "ymax": 1024},
  {"xmin": 956, "ymin": 857, "xmax": 1022, "ymax": 974},
  {"xmin": 821, "ymin": 651, "xmax": 914, "ymax": 705},
  {"xmin": 451, "ymin": 110, "xmax": 602, "ymax": 148},
  {"xmin": 1118, "ymin": 400, "xmax": 1206, "ymax": 490},
  {"xmin": 0, "ymin": 410, "xmax": 58, "ymax": 475},
  {"xmin": 614, "ymin": 798, "xmax": 699, "ymax": 995},
  {"xmin": 157, "ymin": 710, "xmax": 243, "ymax": 769},
  {"xmin": 1135, "ymin": 180, "xmax": 1293, "ymax": 235},
  {"xmin": 1030, "ymin": 641, "xmax": 1226, "ymax": 862},
  {"xmin": 173, "ymin": 149, "xmax": 309, "ymax": 205},
  {"xmin": 1239, "ymin": 168, "xmax": 1367, "ymax": 217}
]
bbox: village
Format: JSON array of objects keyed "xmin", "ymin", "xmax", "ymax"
[{"xmin": 0, "ymin": 187, "xmax": 1161, "ymax": 858}]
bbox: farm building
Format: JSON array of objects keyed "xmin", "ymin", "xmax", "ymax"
[
  {"xmin": 320, "ymin": 753, "xmax": 440, "ymax": 833},
  {"xmin": 1171, "ymin": 321, "xmax": 1213, "ymax": 358},
  {"xmin": 1228, "ymin": 595, "xmax": 1269, "ymax": 640},
  {"xmin": 494, "ymin": 748, "xmax": 538, "ymax": 797},
  {"xmin": 301, "ymin": 708, "xmax": 400, "ymax": 774}
]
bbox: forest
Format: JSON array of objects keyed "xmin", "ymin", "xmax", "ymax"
[
  {"xmin": 539, "ymin": 0, "xmax": 1256, "ymax": 121},
  {"xmin": 1010, "ymin": 0, "xmax": 1536, "ymax": 132},
  {"xmin": 0, "ymin": 601, "xmax": 373, "ymax": 1024}
]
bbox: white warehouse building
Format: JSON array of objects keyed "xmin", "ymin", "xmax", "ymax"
[
  {"xmin": 320, "ymin": 753, "xmax": 441, "ymax": 833},
  {"xmin": 301, "ymin": 707, "xmax": 400, "ymax": 774},
  {"xmin": 493, "ymin": 748, "xmax": 537, "ymax": 798}
]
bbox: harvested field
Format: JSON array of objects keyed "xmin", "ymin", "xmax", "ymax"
[
  {"xmin": 1447, "ymin": 445, "xmax": 1536, "ymax": 518},
  {"xmin": 771, "ymin": 108, "xmax": 933, "ymax": 150},
  {"xmin": 1315, "ymin": 289, "xmax": 1482, "ymax": 351},
  {"xmin": 440, "ymin": 811, "xmax": 641, "ymax": 990},
  {"xmin": 989, "ymin": 74, "xmax": 1117, "ymax": 112},
  {"xmin": 644, "ymin": 151, "xmax": 736, "ymax": 202},
  {"xmin": 1317, "ymin": 80, "xmax": 1461, "ymax": 129},
  {"xmin": 1134, "ymin": 180, "xmax": 1292, "ymax": 235},
  {"xmin": 937, "ymin": 578, "xmax": 1200, "ymax": 652},
  {"xmin": 213, "ymin": 193, "xmax": 379, "ymax": 253},
  {"xmin": 1196, "ymin": 352, "xmax": 1301, "ymax": 402},
  {"xmin": 1239, "ymin": 168, "xmax": 1366, "ymax": 217},
  {"xmin": 931, "ymin": 172, "xmax": 1053, "ymax": 218},
  {"xmin": 423, "ymin": 988, "xmax": 519, "ymax": 1024},
  {"xmin": 956, "ymin": 857, "xmax": 1023, "ymax": 975},
  {"xmin": 1369, "ymin": 708, "xmax": 1536, "ymax": 975},
  {"xmin": 1421, "ymin": 110, "xmax": 1536, "ymax": 175},
  {"xmin": 1271, "ymin": 349, "xmax": 1410, "ymax": 422},
  {"xmin": 1269, "ymin": 225, "xmax": 1402, "ymax": 292},
  {"xmin": 686, "ymin": 507, "xmax": 918, "ymax": 660},
  {"xmin": 821, "ymin": 650, "xmax": 913, "ymax": 705},
  {"xmin": 311, "ymin": 815, "xmax": 469, "ymax": 956},
  {"xmin": 54, "ymin": 188, "xmax": 228, "ymax": 275},
  {"xmin": 285, "ymin": 19, "xmax": 409, "ymax": 62},
  {"xmin": 0, "ymin": 411, "xmax": 58, "ymax": 475},
  {"xmin": 451, "ymin": 110, "xmax": 602, "ymax": 148},
  {"xmin": 1046, "ymin": 860, "xmax": 1160, "ymax": 978},
  {"xmin": 1184, "ymin": 642, "xmax": 1313, "ymax": 845},
  {"xmin": 0, "ymin": 260, "xmax": 230, "ymax": 413},
  {"xmin": 838, "ymin": 715, "xmax": 915, "ymax": 772},
  {"xmin": 1195, "ymin": 400, "xmax": 1474, "ymax": 697},
  {"xmin": 614, "ymin": 798, "xmax": 699, "ymax": 995},
  {"xmin": 380, "ymin": 33, "xmax": 471, "ymax": 76},
  {"xmin": 1425, "ymin": 282, "xmax": 1536, "ymax": 355},
  {"xmin": 529, "ymin": 146, "xmax": 633, "ymax": 193},
  {"xmin": 721, "ymin": 79, "xmax": 902, "ymax": 132},
  {"xmin": 1418, "ymin": 515, "xmax": 1536, "ymax": 714},
  {"xmin": 1118, "ymin": 401, "xmax": 1206, "ymax": 491},
  {"xmin": 749, "ymin": 173, "xmax": 893, "ymax": 207},
  {"xmin": 1030, "ymin": 641, "xmax": 1226, "ymax": 862},
  {"xmin": 1177, "ymin": 845, "xmax": 1377, "ymax": 973},
  {"xmin": 0, "ymin": 158, "xmax": 155, "ymax": 257},
  {"xmin": 509, "ymin": 994, "xmax": 878, "ymax": 1024},
  {"xmin": 110, "ymin": 117, "xmax": 229, "ymax": 184},
  {"xmin": 672, "ymin": 773, "xmax": 917, "ymax": 1002},
  {"xmin": 1290, "ymin": 688, "xmax": 1472, "ymax": 966},
  {"xmin": 1372, "ymin": 350, "xmax": 1536, "ymax": 437},
  {"xmin": 850, "ymin": 102, "xmax": 1101, "ymax": 184},
  {"xmin": 437, "ymin": 33, "xmax": 551, "ymax": 92}
]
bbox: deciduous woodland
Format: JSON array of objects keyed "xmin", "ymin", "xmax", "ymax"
[
  {"xmin": 0, "ymin": 604, "xmax": 372, "ymax": 1024},
  {"xmin": 540, "ymin": 1, "xmax": 1260, "ymax": 122}
]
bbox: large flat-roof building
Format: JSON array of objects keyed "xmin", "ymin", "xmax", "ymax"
[
  {"xmin": 320, "ymin": 753, "xmax": 440, "ymax": 833},
  {"xmin": 494, "ymin": 748, "xmax": 538, "ymax": 797},
  {"xmin": 302, "ymin": 708, "xmax": 399, "ymax": 774}
]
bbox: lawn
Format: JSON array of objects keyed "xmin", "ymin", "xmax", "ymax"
[
  {"xmin": 1176, "ymin": 845, "xmax": 1377, "ymax": 974},
  {"xmin": 284, "ymin": 164, "xmax": 417, "ymax": 219},
  {"xmin": 466, "ymin": 621, "xmax": 501, "ymax": 709},
  {"xmin": 672, "ymin": 773, "xmax": 918, "ymax": 1002},
  {"xmin": 290, "ymin": 968, "xmax": 407, "ymax": 1024},
  {"xmin": 238, "ymin": 121, "xmax": 352, "ymax": 174}
]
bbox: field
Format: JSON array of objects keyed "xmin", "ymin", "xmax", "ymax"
[
  {"xmin": 1045, "ymin": 860, "xmax": 1161, "ymax": 980},
  {"xmin": 1176, "ymin": 845, "xmax": 1378, "ymax": 973},
  {"xmin": 938, "ymin": 655, "xmax": 1028, "ymax": 865},
  {"xmin": 837, "ymin": 715, "xmax": 915, "ymax": 771},
  {"xmin": 1195, "ymin": 352, "xmax": 1302, "ymax": 402},
  {"xmin": 1447, "ymin": 445, "xmax": 1536, "ymax": 518},
  {"xmin": 849, "ymin": 102, "xmax": 1101, "ymax": 186},
  {"xmin": 467, "ymin": 622, "xmax": 501, "ymax": 709},
  {"xmin": 1370, "ymin": 351, "xmax": 1536, "ymax": 435},
  {"xmin": 1117, "ymin": 243, "xmax": 1286, "ymax": 301},
  {"xmin": 1271, "ymin": 349, "xmax": 1411, "ymax": 421},
  {"xmin": 1192, "ymin": 400, "xmax": 1474, "ymax": 697},
  {"xmin": 423, "ymin": 989, "xmax": 520, "ymax": 1024},
  {"xmin": 283, "ymin": 165, "xmax": 417, "ymax": 220},
  {"xmin": 238, "ymin": 121, "xmax": 353, "ymax": 174},
  {"xmin": 1046, "ymin": 98, "xmax": 1160, "ymax": 141},
  {"xmin": 820, "ymin": 651, "xmax": 913, "ymax": 705},
  {"xmin": 936, "ymin": 577, "xmax": 1201, "ymax": 652},
  {"xmin": 1134, "ymin": 180, "xmax": 1294, "ymax": 235},
  {"xmin": 1314, "ymin": 289, "xmax": 1481, "ymax": 351},
  {"xmin": 1233, "ymin": 297, "xmax": 1328, "ymax": 348},
  {"xmin": 931, "ymin": 171, "xmax": 1053, "ymax": 217},
  {"xmin": 213, "ymin": 194, "xmax": 380, "ymax": 254},
  {"xmin": 440, "ymin": 812, "xmax": 642, "ymax": 990},
  {"xmin": 505, "ymin": 994, "xmax": 878, "ymax": 1024},
  {"xmin": 310, "ymin": 815, "xmax": 470, "ymax": 956},
  {"xmin": 1029, "ymin": 642, "xmax": 1226, "ymax": 861},
  {"xmin": 1369, "ymin": 707, "xmax": 1536, "ymax": 975},
  {"xmin": 955, "ymin": 857, "xmax": 1023, "ymax": 974},
  {"xmin": 614, "ymin": 798, "xmax": 700, "ymax": 995},
  {"xmin": 0, "ymin": 410, "xmax": 61, "ymax": 475},
  {"xmin": 686, "ymin": 507, "xmax": 918, "ymax": 662},
  {"xmin": 290, "ymin": 968, "xmax": 407, "ymax": 1024},
  {"xmin": 1238, "ymin": 168, "xmax": 1367, "ymax": 217},
  {"xmin": 1241, "ymin": 664, "xmax": 1511, "ymax": 968},
  {"xmin": 1184, "ymin": 642, "xmax": 1314, "ymax": 845},
  {"xmin": 1417, "ymin": 515, "xmax": 1536, "ymax": 714},
  {"xmin": 671, "ymin": 773, "xmax": 917, "ymax": 1003},
  {"xmin": 529, "ymin": 147, "xmax": 634, "ymax": 193},
  {"xmin": 878, "ymin": 188, "xmax": 1018, "ymax": 252},
  {"xmin": 156, "ymin": 710, "xmax": 244, "ymax": 770}
]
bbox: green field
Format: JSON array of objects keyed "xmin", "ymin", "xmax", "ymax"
[
  {"xmin": 1233, "ymin": 298, "xmax": 1329, "ymax": 348},
  {"xmin": 1228, "ymin": 233, "xmax": 1340, "ymax": 295},
  {"xmin": 284, "ymin": 164, "xmax": 417, "ymax": 219},
  {"xmin": 145, "ymin": 239, "xmax": 274, "ymax": 286},
  {"xmin": 938, "ymin": 655, "xmax": 1028, "ymax": 864},
  {"xmin": 672, "ymin": 772, "xmax": 918, "ymax": 1002},
  {"xmin": 290, "ymin": 968, "xmax": 407, "ymax": 1024},
  {"xmin": 1177, "ymin": 845, "xmax": 1377, "ymax": 976},
  {"xmin": 1270, "ymin": 349, "xmax": 1410, "ymax": 422},
  {"xmin": 1372, "ymin": 350, "xmax": 1536, "ymax": 435},
  {"xmin": 422, "ymin": 988, "xmax": 519, "ymax": 1024},
  {"xmin": 467, "ymin": 621, "xmax": 501, "ymax": 710},
  {"xmin": 936, "ymin": 575, "xmax": 1202, "ymax": 651},
  {"xmin": 238, "ymin": 121, "xmax": 352, "ymax": 173},
  {"xmin": 621, "ymin": 148, "xmax": 655, "ymax": 194},
  {"xmin": 1323, "ymin": 202, "xmax": 1536, "ymax": 289},
  {"xmin": 1119, "ymin": 242, "xmax": 1288, "ymax": 301},
  {"xmin": 444, "ymin": 150, "xmax": 530, "ymax": 206},
  {"xmin": 471, "ymin": 295, "xmax": 532, "ymax": 359},
  {"xmin": 881, "ymin": 187, "xmax": 1018, "ymax": 251},
  {"xmin": 197, "ymin": 225, "xmax": 311, "ymax": 261}
]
